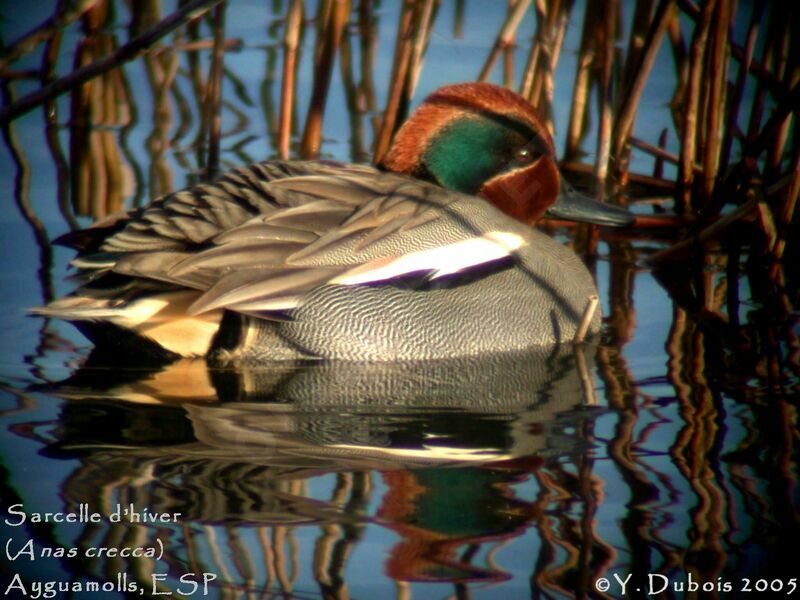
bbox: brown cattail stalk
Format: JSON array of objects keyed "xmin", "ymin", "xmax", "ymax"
[
  {"xmin": 258, "ymin": 46, "xmax": 279, "ymax": 153},
  {"xmin": 453, "ymin": 0, "xmax": 465, "ymax": 39},
  {"xmin": 698, "ymin": 0, "xmax": 731, "ymax": 204},
  {"xmin": 573, "ymin": 295, "xmax": 600, "ymax": 343},
  {"xmin": 531, "ymin": 0, "xmax": 570, "ymax": 132},
  {"xmin": 278, "ymin": 0, "xmax": 304, "ymax": 159},
  {"xmin": 544, "ymin": 1, "xmax": 570, "ymax": 82},
  {"xmin": 407, "ymin": 0, "xmax": 439, "ymax": 98},
  {"xmin": 477, "ymin": 0, "xmax": 531, "ymax": 82},
  {"xmin": 719, "ymin": 1, "xmax": 765, "ymax": 178},
  {"xmin": 677, "ymin": 0, "xmax": 715, "ymax": 212},
  {"xmin": 340, "ymin": 19, "xmax": 367, "ymax": 161},
  {"xmin": 527, "ymin": 0, "xmax": 558, "ymax": 109},
  {"xmin": 654, "ymin": 129, "xmax": 668, "ymax": 179},
  {"xmin": 765, "ymin": 15, "xmax": 794, "ymax": 181},
  {"xmin": 312, "ymin": 0, "xmax": 334, "ymax": 68},
  {"xmin": 771, "ymin": 141, "xmax": 800, "ymax": 262},
  {"xmin": 170, "ymin": 38, "xmax": 242, "ymax": 52},
  {"xmin": 373, "ymin": 0, "xmax": 416, "ymax": 164},
  {"xmin": 518, "ymin": 26, "xmax": 542, "ymax": 100},
  {"xmin": 631, "ymin": 134, "xmax": 679, "ymax": 165},
  {"xmin": 744, "ymin": 5, "xmax": 787, "ymax": 162},
  {"xmin": 563, "ymin": 0, "xmax": 598, "ymax": 160},
  {"xmin": 729, "ymin": 46, "xmax": 794, "ymax": 98},
  {"xmin": 593, "ymin": 0, "xmax": 617, "ymax": 184},
  {"xmin": 561, "ymin": 159, "xmax": 677, "ymax": 193},
  {"xmin": 503, "ymin": 1, "xmax": 516, "ymax": 87},
  {"xmin": 527, "ymin": 0, "xmax": 552, "ymax": 104},
  {"xmin": 648, "ymin": 191, "xmax": 761, "ymax": 264},
  {"xmin": 299, "ymin": 0, "xmax": 350, "ymax": 158},
  {"xmin": 666, "ymin": 7, "xmax": 689, "ymax": 128},
  {"xmin": 611, "ymin": 0, "xmax": 674, "ymax": 166},
  {"xmin": 620, "ymin": 0, "xmax": 655, "ymax": 87},
  {"xmin": 748, "ymin": 82, "xmax": 800, "ymax": 159}
]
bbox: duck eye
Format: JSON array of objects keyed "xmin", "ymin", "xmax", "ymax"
[{"xmin": 514, "ymin": 147, "xmax": 539, "ymax": 166}]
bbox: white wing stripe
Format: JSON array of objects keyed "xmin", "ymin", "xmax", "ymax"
[{"xmin": 330, "ymin": 231, "xmax": 525, "ymax": 286}]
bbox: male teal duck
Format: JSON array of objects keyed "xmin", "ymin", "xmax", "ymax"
[{"xmin": 35, "ymin": 83, "xmax": 633, "ymax": 362}]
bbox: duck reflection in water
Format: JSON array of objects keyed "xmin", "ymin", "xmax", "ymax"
[
  {"xmin": 379, "ymin": 464, "xmax": 545, "ymax": 583},
  {"xmin": 26, "ymin": 345, "xmax": 601, "ymax": 592}
]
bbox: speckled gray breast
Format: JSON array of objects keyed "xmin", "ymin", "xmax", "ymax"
[{"xmin": 253, "ymin": 228, "xmax": 600, "ymax": 361}]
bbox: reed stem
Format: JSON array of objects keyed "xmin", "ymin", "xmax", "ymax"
[
  {"xmin": 407, "ymin": 0, "xmax": 438, "ymax": 98},
  {"xmin": 278, "ymin": 0, "xmax": 304, "ymax": 160},
  {"xmin": 648, "ymin": 191, "xmax": 760, "ymax": 264},
  {"xmin": 563, "ymin": 1, "xmax": 597, "ymax": 160},
  {"xmin": 299, "ymin": 0, "xmax": 350, "ymax": 158},
  {"xmin": 719, "ymin": 2, "xmax": 764, "ymax": 179},
  {"xmin": 373, "ymin": 0, "xmax": 415, "ymax": 164},
  {"xmin": 698, "ymin": 0, "xmax": 731, "ymax": 203},
  {"xmin": 573, "ymin": 295, "xmax": 599, "ymax": 344},
  {"xmin": 631, "ymin": 134, "xmax": 678, "ymax": 166},
  {"xmin": 593, "ymin": 0, "xmax": 617, "ymax": 184},
  {"xmin": 478, "ymin": 0, "xmax": 531, "ymax": 83},
  {"xmin": 677, "ymin": 0, "xmax": 715, "ymax": 211},
  {"xmin": 611, "ymin": 0, "xmax": 673, "ymax": 167}
]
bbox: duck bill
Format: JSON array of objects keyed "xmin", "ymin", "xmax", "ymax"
[{"xmin": 546, "ymin": 182, "xmax": 635, "ymax": 226}]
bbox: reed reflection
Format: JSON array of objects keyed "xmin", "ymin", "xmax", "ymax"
[{"xmin": 69, "ymin": 1, "xmax": 132, "ymax": 219}]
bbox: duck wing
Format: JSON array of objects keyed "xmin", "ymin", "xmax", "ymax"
[
  {"xmin": 61, "ymin": 161, "xmax": 378, "ymax": 256},
  {"xmin": 113, "ymin": 172, "xmax": 457, "ymax": 317},
  {"xmin": 50, "ymin": 162, "xmax": 526, "ymax": 322}
]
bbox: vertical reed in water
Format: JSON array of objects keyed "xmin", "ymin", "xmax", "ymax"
[
  {"xmin": 278, "ymin": 0, "xmax": 304, "ymax": 159},
  {"xmin": 299, "ymin": 0, "xmax": 350, "ymax": 159}
]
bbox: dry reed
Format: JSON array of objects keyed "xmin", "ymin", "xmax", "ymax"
[
  {"xmin": 278, "ymin": 0, "xmax": 304, "ymax": 159},
  {"xmin": 478, "ymin": 0, "xmax": 531, "ymax": 83},
  {"xmin": 299, "ymin": 0, "xmax": 350, "ymax": 158},
  {"xmin": 372, "ymin": 0, "xmax": 416, "ymax": 164}
]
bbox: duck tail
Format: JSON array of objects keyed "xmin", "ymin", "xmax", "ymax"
[
  {"xmin": 30, "ymin": 291, "xmax": 223, "ymax": 359},
  {"xmin": 29, "ymin": 296, "xmax": 125, "ymax": 320}
]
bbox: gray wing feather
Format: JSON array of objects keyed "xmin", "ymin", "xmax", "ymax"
[
  {"xmin": 70, "ymin": 162, "xmax": 467, "ymax": 319},
  {"xmin": 188, "ymin": 267, "xmax": 341, "ymax": 315},
  {"xmin": 213, "ymin": 222, "xmax": 320, "ymax": 245},
  {"xmin": 168, "ymin": 239, "xmax": 310, "ymax": 276}
]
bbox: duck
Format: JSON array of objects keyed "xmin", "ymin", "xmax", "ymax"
[{"xmin": 34, "ymin": 82, "xmax": 633, "ymax": 363}]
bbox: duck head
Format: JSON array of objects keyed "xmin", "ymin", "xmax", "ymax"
[{"xmin": 381, "ymin": 82, "xmax": 633, "ymax": 227}]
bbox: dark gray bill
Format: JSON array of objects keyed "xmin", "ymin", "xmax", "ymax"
[{"xmin": 546, "ymin": 181, "xmax": 635, "ymax": 226}]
